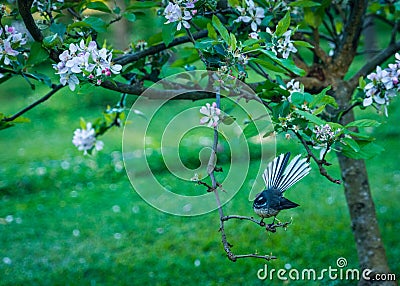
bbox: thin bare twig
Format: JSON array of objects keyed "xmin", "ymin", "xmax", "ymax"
[
  {"xmin": 205, "ymin": 89, "xmax": 276, "ymax": 262},
  {"xmin": 2, "ymin": 84, "xmax": 64, "ymax": 122},
  {"xmin": 294, "ymin": 131, "xmax": 341, "ymax": 184}
]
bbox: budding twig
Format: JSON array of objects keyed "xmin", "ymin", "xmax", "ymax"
[{"xmin": 294, "ymin": 131, "xmax": 341, "ymax": 184}]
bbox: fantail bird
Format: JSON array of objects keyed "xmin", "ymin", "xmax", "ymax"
[{"xmin": 253, "ymin": 152, "xmax": 311, "ymax": 224}]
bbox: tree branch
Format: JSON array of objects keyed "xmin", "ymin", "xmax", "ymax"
[
  {"xmin": 2, "ymin": 84, "xmax": 64, "ymax": 122},
  {"xmin": 114, "ymin": 29, "xmax": 208, "ymax": 66},
  {"xmin": 349, "ymin": 40, "xmax": 400, "ymax": 88},
  {"xmin": 17, "ymin": 0, "xmax": 43, "ymax": 42},
  {"xmin": 294, "ymin": 131, "xmax": 341, "ymax": 184},
  {"xmin": 204, "ymin": 89, "xmax": 276, "ymax": 262},
  {"xmin": 333, "ymin": 0, "xmax": 368, "ymax": 74}
]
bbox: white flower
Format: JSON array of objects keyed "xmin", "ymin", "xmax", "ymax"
[
  {"xmin": 164, "ymin": 2, "xmax": 181, "ymax": 23},
  {"xmin": 200, "ymin": 102, "xmax": 221, "ymax": 127},
  {"xmin": 60, "ymin": 73, "xmax": 79, "ymax": 91},
  {"xmin": 363, "ymin": 63, "xmax": 399, "ymax": 116},
  {"xmin": 249, "ymin": 32, "xmax": 259, "ymax": 39},
  {"xmin": 248, "ymin": 7, "xmax": 264, "ymax": 31},
  {"xmin": 267, "ymin": 28, "xmax": 297, "ymax": 59},
  {"xmin": 0, "ymin": 25, "xmax": 27, "ymax": 66},
  {"xmin": 164, "ymin": 1, "xmax": 195, "ymax": 30},
  {"xmin": 234, "ymin": 0, "xmax": 265, "ymax": 31},
  {"xmin": 314, "ymin": 124, "xmax": 335, "ymax": 143},
  {"xmin": 285, "ymin": 79, "xmax": 302, "ymax": 102},
  {"xmin": 177, "ymin": 10, "xmax": 192, "ymax": 30},
  {"xmin": 286, "ymin": 79, "xmax": 302, "ymax": 93},
  {"xmin": 54, "ymin": 40, "xmax": 121, "ymax": 90},
  {"xmin": 72, "ymin": 123, "xmax": 103, "ymax": 154},
  {"xmin": 277, "ymin": 30, "xmax": 297, "ymax": 59}
]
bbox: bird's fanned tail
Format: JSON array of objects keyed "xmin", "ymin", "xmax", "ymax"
[
  {"xmin": 262, "ymin": 153, "xmax": 290, "ymax": 190},
  {"xmin": 262, "ymin": 152, "xmax": 311, "ymax": 192}
]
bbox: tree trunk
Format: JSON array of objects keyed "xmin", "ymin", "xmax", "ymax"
[{"xmin": 334, "ymin": 83, "xmax": 395, "ymax": 286}]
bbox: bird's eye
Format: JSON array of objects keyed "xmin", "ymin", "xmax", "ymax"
[{"xmin": 256, "ymin": 196, "xmax": 265, "ymax": 204}]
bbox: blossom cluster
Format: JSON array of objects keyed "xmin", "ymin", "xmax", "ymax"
[
  {"xmin": 164, "ymin": 0, "xmax": 198, "ymax": 31},
  {"xmin": 266, "ymin": 28, "xmax": 297, "ymax": 59},
  {"xmin": 313, "ymin": 124, "xmax": 338, "ymax": 143},
  {"xmin": 199, "ymin": 102, "xmax": 221, "ymax": 127},
  {"xmin": 363, "ymin": 53, "xmax": 400, "ymax": 116},
  {"xmin": 312, "ymin": 124, "xmax": 341, "ymax": 159},
  {"xmin": 72, "ymin": 122, "xmax": 104, "ymax": 155},
  {"xmin": 234, "ymin": 0, "xmax": 265, "ymax": 32},
  {"xmin": 53, "ymin": 40, "xmax": 122, "ymax": 91},
  {"xmin": 0, "ymin": 25, "xmax": 27, "ymax": 67}
]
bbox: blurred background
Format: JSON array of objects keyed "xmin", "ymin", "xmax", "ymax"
[{"xmin": 0, "ymin": 1, "xmax": 399, "ymax": 285}]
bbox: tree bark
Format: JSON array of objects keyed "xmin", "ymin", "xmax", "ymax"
[{"xmin": 334, "ymin": 82, "xmax": 395, "ymax": 286}]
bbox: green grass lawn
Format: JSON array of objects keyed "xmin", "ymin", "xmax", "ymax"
[{"xmin": 0, "ymin": 71, "xmax": 399, "ymax": 286}]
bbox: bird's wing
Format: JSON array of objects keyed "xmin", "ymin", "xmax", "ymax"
[
  {"xmin": 276, "ymin": 154, "xmax": 311, "ymax": 192},
  {"xmin": 262, "ymin": 153, "xmax": 290, "ymax": 190}
]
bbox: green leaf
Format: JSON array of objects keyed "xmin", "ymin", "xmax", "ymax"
[
  {"xmin": 279, "ymin": 58, "xmax": 306, "ymax": 76},
  {"xmin": 293, "ymin": 40, "xmax": 314, "ymax": 48},
  {"xmin": 228, "ymin": 0, "xmax": 239, "ymax": 7},
  {"xmin": 263, "ymin": 128, "xmax": 275, "ymax": 138},
  {"xmin": 0, "ymin": 113, "xmax": 30, "ymax": 130},
  {"xmin": 272, "ymin": 101, "xmax": 290, "ymax": 118},
  {"xmin": 122, "ymin": 12, "xmax": 136, "ymax": 22},
  {"xmin": 212, "ymin": 15, "xmax": 230, "ymax": 44},
  {"xmin": 342, "ymin": 137, "xmax": 360, "ymax": 152},
  {"xmin": 289, "ymin": 0, "xmax": 321, "ymax": 7},
  {"xmin": 345, "ymin": 119, "xmax": 381, "ymax": 128},
  {"xmin": 12, "ymin": 116, "xmax": 31, "ymax": 124},
  {"xmin": 162, "ymin": 23, "xmax": 177, "ymax": 47},
  {"xmin": 275, "ymin": 12, "xmax": 291, "ymax": 37},
  {"xmin": 86, "ymin": 1, "xmax": 111, "ymax": 13},
  {"xmin": 83, "ymin": 17, "xmax": 107, "ymax": 33},
  {"xmin": 295, "ymin": 109, "xmax": 325, "ymax": 125},
  {"xmin": 230, "ymin": 33, "xmax": 237, "ymax": 51},
  {"xmin": 67, "ymin": 21, "xmax": 92, "ymax": 31},
  {"xmin": 80, "ymin": 118, "xmax": 87, "ymax": 130},
  {"xmin": 113, "ymin": 6, "xmax": 121, "ymax": 14},
  {"xmin": 304, "ymin": 8, "xmax": 320, "ymax": 28},
  {"xmin": 243, "ymin": 121, "xmax": 259, "ymax": 138},
  {"xmin": 27, "ymin": 42, "xmax": 49, "ymax": 66},
  {"xmin": 0, "ymin": 73, "xmax": 12, "ymax": 85},
  {"xmin": 290, "ymin": 92, "xmax": 305, "ymax": 105},
  {"xmin": 42, "ymin": 33, "xmax": 61, "ymax": 48},
  {"xmin": 207, "ymin": 23, "xmax": 218, "ymax": 40},
  {"xmin": 0, "ymin": 121, "xmax": 13, "ymax": 130},
  {"xmin": 221, "ymin": 114, "xmax": 236, "ymax": 125},
  {"xmin": 358, "ymin": 76, "xmax": 366, "ymax": 89},
  {"xmin": 345, "ymin": 130, "xmax": 374, "ymax": 141},
  {"xmin": 28, "ymin": 72, "xmax": 52, "ymax": 87},
  {"xmin": 260, "ymin": 50, "xmax": 305, "ymax": 76},
  {"xmin": 341, "ymin": 141, "xmax": 384, "ymax": 159},
  {"xmin": 50, "ymin": 22, "xmax": 66, "ymax": 37},
  {"xmin": 126, "ymin": 2, "xmax": 157, "ymax": 9},
  {"xmin": 250, "ymin": 58, "xmax": 287, "ymax": 73},
  {"xmin": 310, "ymin": 86, "xmax": 338, "ymax": 108}
]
